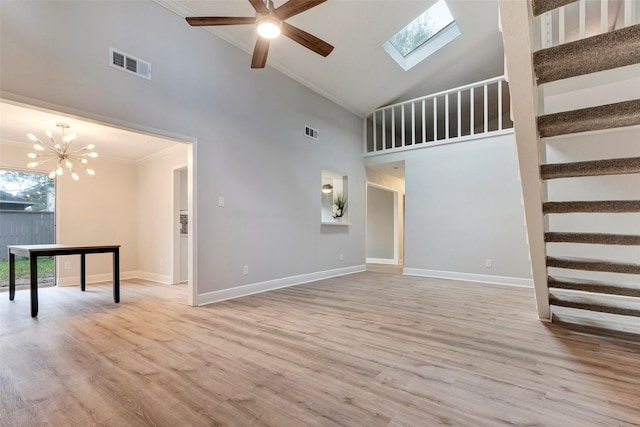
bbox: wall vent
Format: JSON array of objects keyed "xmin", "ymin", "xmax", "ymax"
[
  {"xmin": 109, "ymin": 47, "xmax": 151, "ymax": 80},
  {"xmin": 304, "ymin": 126, "xmax": 319, "ymax": 140}
]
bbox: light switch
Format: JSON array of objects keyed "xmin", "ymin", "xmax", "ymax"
[{"xmin": 218, "ymin": 197, "xmax": 225, "ymax": 207}]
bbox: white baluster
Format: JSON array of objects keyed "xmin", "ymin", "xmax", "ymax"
[
  {"xmin": 484, "ymin": 84, "xmax": 488, "ymax": 133},
  {"xmin": 470, "ymin": 87, "xmax": 475, "ymax": 135},
  {"xmin": 401, "ymin": 105, "xmax": 405, "ymax": 147},
  {"xmin": 382, "ymin": 109, "xmax": 386, "ymax": 150},
  {"xmin": 457, "ymin": 90, "xmax": 462, "ymax": 138},
  {"xmin": 433, "ymin": 97, "xmax": 438, "ymax": 141},
  {"xmin": 422, "ymin": 99, "xmax": 426, "ymax": 144},
  {"xmin": 579, "ymin": 0, "xmax": 586, "ymax": 39},
  {"xmin": 624, "ymin": 0, "xmax": 634, "ymax": 26},
  {"xmin": 601, "ymin": 0, "xmax": 608, "ymax": 33},
  {"xmin": 498, "ymin": 80, "xmax": 503, "ymax": 131},
  {"xmin": 391, "ymin": 107, "xmax": 396, "ymax": 148},
  {"xmin": 445, "ymin": 94, "xmax": 449, "ymax": 140},
  {"xmin": 372, "ymin": 111, "xmax": 377, "ymax": 151},
  {"xmin": 559, "ymin": 6, "xmax": 565, "ymax": 44},
  {"xmin": 411, "ymin": 102, "xmax": 416, "ymax": 145}
]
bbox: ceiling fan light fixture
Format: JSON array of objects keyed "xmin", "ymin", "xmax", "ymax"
[{"xmin": 256, "ymin": 17, "xmax": 281, "ymax": 39}]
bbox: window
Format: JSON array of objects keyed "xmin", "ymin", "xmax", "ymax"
[
  {"xmin": 0, "ymin": 170, "xmax": 56, "ymax": 287},
  {"xmin": 384, "ymin": 0, "xmax": 461, "ymax": 71}
]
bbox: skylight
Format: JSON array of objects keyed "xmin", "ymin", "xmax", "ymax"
[{"xmin": 384, "ymin": 0, "xmax": 461, "ymax": 71}]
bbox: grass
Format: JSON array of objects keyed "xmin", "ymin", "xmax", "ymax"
[{"xmin": 0, "ymin": 257, "xmax": 55, "ymax": 286}]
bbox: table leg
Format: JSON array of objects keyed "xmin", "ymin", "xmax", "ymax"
[
  {"xmin": 30, "ymin": 255, "xmax": 38, "ymax": 317},
  {"xmin": 113, "ymin": 248, "xmax": 120, "ymax": 303},
  {"xmin": 80, "ymin": 253, "xmax": 86, "ymax": 291},
  {"xmin": 9, "ymin": 252, "xmax": 15, "ymax": 301}
]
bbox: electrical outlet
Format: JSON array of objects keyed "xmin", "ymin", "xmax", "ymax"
[
  {"xmin": 218, "ymin": 197, "xmax": 225, "ymax": 207},
  {"xmin": 485, "ymin": 258, "xmax": 493, "ymax": 268},
  {"xmin": 64, "ymin": 262, "xmax": 71, "ymax": 270},
  {"xmin": 160, "ymin": 259, "xmax": 164, "ymax": 268},
  {"xmin": 243, "ymin": 265, "xmax": 249, "ymax": 275},
  {"xmin": 339, "ymin": 253, "xmax": 344, "ymax": 261}
]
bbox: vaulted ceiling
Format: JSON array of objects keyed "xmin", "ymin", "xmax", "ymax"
[{"xmin": 156, "ymin": 0, "xmax": 506, "ymax": 117}]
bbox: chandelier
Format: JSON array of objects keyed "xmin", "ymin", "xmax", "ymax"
[{"xmin": 26, "ymin": 123, "xmax": 97, "ymax": 180}]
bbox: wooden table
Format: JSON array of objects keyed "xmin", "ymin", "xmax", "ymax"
[{"xmin": 8, "ymin": 244, "xmax": 120, "ymax": 317}]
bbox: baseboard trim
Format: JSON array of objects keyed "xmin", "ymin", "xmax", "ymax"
[
  {"xmin": 57, "ymin": 270, "xmax": 141, "ymax": 287},
  {"xmin": 197, "ymin": 265, "xmax": 366, "ymax": 306},
  {"xmin": 136, "ymin": 271, "xmax": 173, "ymax": 285},
  {"xmin": 403, "ymin": 268, "xmax": 533, "ymax": 288},
  {"xmin": 366, "ymin": 258, "xmax": 398, "ymax": 265}
]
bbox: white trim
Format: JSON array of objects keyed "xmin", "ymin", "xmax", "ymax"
[
  {"xmin": 136, "ymin": 271, "xmax": 173, "ymax": 285},
  {"xmin": 403, "ymin": 268, "xmax": 533, "ymax": 288},
  {"xmin": 364, "ymin": 129, "xmax": 515, "ymax": 158},
  {"xmin": 366, "ymin": 258, "xmax": 397, "ymax": 265},
  {"xmin": 197, "ymin": 265, "xmax": 366, "ymax": 306}
]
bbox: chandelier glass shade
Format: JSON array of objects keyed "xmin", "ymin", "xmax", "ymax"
[{"xmin": 26, "ymin": 123, "xmax": 97, "ymax": 181}]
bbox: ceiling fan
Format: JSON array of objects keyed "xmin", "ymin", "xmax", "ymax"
[{"xmin": 186, "ymin": 0, "xmax": 334, "ymax": 69}]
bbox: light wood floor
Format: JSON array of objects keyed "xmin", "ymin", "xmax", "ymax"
[{"xmin": 2, "ymin": 273, "xmax": 640, "ymax": 426}]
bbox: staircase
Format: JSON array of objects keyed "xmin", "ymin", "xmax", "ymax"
[{"xmin": 500, "ymin": 0, "xmax": 640, "ymax": 333}]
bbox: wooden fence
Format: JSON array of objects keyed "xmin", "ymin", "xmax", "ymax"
[{"xmin": 0, "ymin": 211, "xmax": 54, "ymax": 261}]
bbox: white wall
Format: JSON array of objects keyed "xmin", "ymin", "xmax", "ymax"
[
  {"xmin": 0, "ymin": 141, "xmax": 139, "ymax": 283},
  {"xmin": 403, "ymin": 133, "xmax": 532, "ymax": 285},
  {"xmin": 0, "ymin": 0, "xmax": 365, "ymax": 303},
  {"xmin": 137, "ymin": 144, "xmax": 188, "ymax": 284}
]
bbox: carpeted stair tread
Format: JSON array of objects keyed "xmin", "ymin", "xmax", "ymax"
[
  {"xmin": 550, "ymin": 295, "xmax": 640, "ymax": 317},
  {"xmin": 541, "ymin": 157, "xmax": 640, "ymax": 179},
  {"xmin": 534, "ymin": 25, "xmax": 640, "ymax": 84},
  {"xmin": 549, "ymin": 276, "xmax": 640, "ymax": 297},
  {"xmin": 543, "ymin": 200, "xmax": 640, "ymax": 214},
  {"xmin": 547, "ymin": 256, "xmax": 640, "ymax": 274},
  {"xmin": 545, "ymin": 232, "xmax": 640, "ymax": 245},
  {"xmin": 532, "ymin": 0, "xmax": 578, "ymax": 17},
  {"xmin": 538, "ymin": 99, "xmax": 640, "ymax": 137}
]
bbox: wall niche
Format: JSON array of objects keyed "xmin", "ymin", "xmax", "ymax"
[{"xmin": 321, "ymin": 170, "xmax": 348, "ymax": 225}]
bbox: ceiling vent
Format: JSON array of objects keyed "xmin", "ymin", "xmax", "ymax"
[
  {"xmin": 304, "ymin": 126, "xmax": 319, "ymax": 140},
  {"xmin": 109, "ymin": 47, "xmax": 151, "ymax": 80}
]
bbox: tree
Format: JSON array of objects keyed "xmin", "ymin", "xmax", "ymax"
[{"xmin": 0, "ymin": 170, "xmax": 54, "ymax": 211}]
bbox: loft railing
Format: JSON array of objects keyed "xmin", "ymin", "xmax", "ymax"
[
  {"xmin": 535, "ymin": 0, "xmax": 638, "ymax": 50},
  {"xmin": 364, "ymin": 76, "xmax": 513, "ymax": 156}
]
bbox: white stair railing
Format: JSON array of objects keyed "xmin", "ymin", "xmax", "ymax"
[
  {"xmin": 537, "ymin": 0, "xmax": 638, "ymax": 50},
  {"xmin": 364, "ymin": 76, "xmax": 513, "ymax": 156}
]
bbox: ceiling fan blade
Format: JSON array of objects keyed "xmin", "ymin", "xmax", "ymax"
[
  {"xmin": 248, "ymin": 0, "xmax": 269, "ymax": 14},
  {"xmin": 251, "ymin": 37, "xmax": 270, "ymax": 68},
  {"xmin": 275, "ymin": 0, "xmax": 327, "ymax": 20},
  {"xmin": 281, "ymin": 22, "xmax": 334, "ymax": 57},
  {"xmin": 186, "ymin": 17, "xmax": 256, "ymax": 26}
]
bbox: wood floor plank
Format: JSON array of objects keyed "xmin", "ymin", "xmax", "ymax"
[{"xmin": 2, "ymin": 273, "xmax": 640, "ymax": 426}]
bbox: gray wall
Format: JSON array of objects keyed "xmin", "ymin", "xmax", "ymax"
[
  {"xmin": 0, "ymin": 0, "xmax": 365, "ymax": 296},
  {"xmin": 366, "ymin": 186, "xmax": 395, "ymax": 260},
  {"xmin": 404, "ymin": 134, "xmax": 531, "ymax": 280}
]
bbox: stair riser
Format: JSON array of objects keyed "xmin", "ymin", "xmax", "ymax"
[
  {"xmin": 543, "ymin": 201, "xmax": 640, "ymax": 214},
  {"xmin": 534, "ymin": 25, "xmax": 640, "ymax": 85},
  {"xmin": 532, "ymin": 0, "xmax": 579, "ymax": 17},
  {"xmin": 545, "ymin": 233, "xmax": 640, "ymax": 245},
  {"xmin": 538, "ymin": 99, "xmax": 640, "ymax": 138},
  {"xmin": 547, "ymin": 257, "xmax": 640, "ymax": 274},
  {"xmin": 550, "ymin": 300, "xmax": 640, "ymax": 317},
  {"xmin": 541, "ymin": 157, "xmax": 640, "ymax": 180}
]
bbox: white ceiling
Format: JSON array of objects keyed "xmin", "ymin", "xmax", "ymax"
[
  {"xmin": 157, "ymin": 0, "xmax": 506, "ymax": 116},
  {"xmin": 1, "ymin": 0, "xmax": 505, "ymax": 166},
  {"xmin": 0, "ymin": 101, "xmax": 180, "ymax": 162}
]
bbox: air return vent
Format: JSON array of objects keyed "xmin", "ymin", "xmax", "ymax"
[
  {"xmin": 304, "ymin": 126, "xmax": 319, "ymax": 140},
  {"xmin": 109, "ymin": 47, "xmax": 151, "ymax": 80}
]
